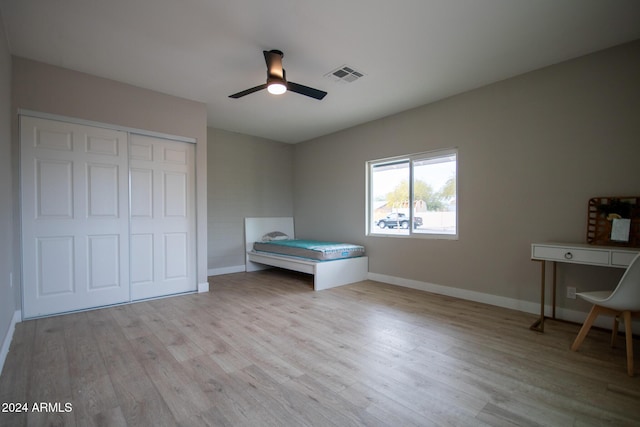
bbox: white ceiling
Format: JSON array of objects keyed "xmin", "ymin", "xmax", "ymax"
[{"xmin": 1, "ymin": 0, "xmax": 640, "ymax": 143}]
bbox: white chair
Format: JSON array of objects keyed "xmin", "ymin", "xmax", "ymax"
[{"xmin": 570, "ymin": 253, "xmax": 640, "ymax": 376}]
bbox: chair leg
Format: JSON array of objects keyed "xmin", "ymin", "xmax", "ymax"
[
  {"xmin": 623, "ymin": 311, "xmax": 634, "ymax": 377},
  {"xmin": 571, "ymin": 305, "xmax": 602, "ymax": 351},
  {"xmin": 611, "ymin": 316, "xmax": 619, "ymax": 348}
]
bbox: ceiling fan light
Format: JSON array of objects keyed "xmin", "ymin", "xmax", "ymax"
[{"xmin": 267, "ymin": 82, "xmax": 287, "ymax": 95}]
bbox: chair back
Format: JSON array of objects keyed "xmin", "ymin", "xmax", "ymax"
[{"xmin": 603, "ymin": 253, "xmax": 640, "ymax": 311}]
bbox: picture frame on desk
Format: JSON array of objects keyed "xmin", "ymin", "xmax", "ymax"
[
  {"xmin": 586, "ymin": 196, "xmax": 640, "ymax": 248},
  {"xmin": 610, "ymin": 218, "xmax": 631, "ymax": 242}
]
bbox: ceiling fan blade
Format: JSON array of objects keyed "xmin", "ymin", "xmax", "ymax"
[
  {"xmin": 229, "ymin": 84, "xmax": 267, "ymax": 99},
  {"xmin": 287, "ymin": 81, "xmax": 327, "ymax": 100}
]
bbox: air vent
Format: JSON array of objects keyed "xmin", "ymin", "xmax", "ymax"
[{"xmin": 325, "ymin": 65, "xmax": 365, "ymax": 83}]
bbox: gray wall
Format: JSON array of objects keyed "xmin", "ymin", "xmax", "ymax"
[
  {"xmin": 11, "ymin": 57, "xmax": 209, "ymax": 295},
  {"xmin": 293, "ymin": 40, "xmax": 640, "ymax": 312},
  {"xmin": 0, "ymin": 12, "xmax": 16, "ymax": 361},
  {"xmin": 207, "ymin": 128, "xmax": 294, "ymax": 272}
]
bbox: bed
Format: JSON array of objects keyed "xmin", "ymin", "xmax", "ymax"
[{"xmin": 245, "ymin": 217, "xmax": 369, "ymax": 290}]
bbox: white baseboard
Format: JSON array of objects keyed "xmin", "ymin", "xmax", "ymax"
[
  {"xmin": 367, "ymin": 273, "xmax": 636, "ymax": 331},
  {"xmin": 0, "ymin": 310, "xmax": 22, "ymax": 376},
  {"xmin": 197, "ymin": 282, "xmax": 209, "ymax": 293},
  {"xmin": 208, "ymin": 265, "xmax": 246, "ymax": 276},
  {"xmin": 368, "ymin": 272, "xmax": 541, "ymax": 313}
]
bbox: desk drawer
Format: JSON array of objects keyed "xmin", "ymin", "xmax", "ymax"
[
  {"xmin": 611, "ymin": 251, "xmax": 638, "ymax": 267},
  {"xmin": 532, "ymin": 245, "xmax": 609, "ymax": 266}
]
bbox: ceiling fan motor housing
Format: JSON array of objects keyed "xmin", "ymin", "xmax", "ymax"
[{"xmin": 265, "ymin": 50, "xmax": 285, "ymax": 82}]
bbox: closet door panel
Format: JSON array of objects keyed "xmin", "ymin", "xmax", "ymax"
[
  {"xmin": 21, "ymin": 116, "xmax": 130, "ymax": 318},
  {"xmin": 164, "ymin": 232, "xmax": 188, "ymax": 279},
  {"xmin": 164, "ymin": 172, "xmax": 187, "ymax": 217},
  {"xmin": 87, "ymin": 163, "xmax": 120, "ymax": 217},
  {"xmin": 37, "ymin": 236, "xmax": 75, "ymax": 295},
  {"xmin": 130, "ymin": 134, "xmax": 196, "ymax": 300},
  {"xmin": 130, "ymin": 168, "xmax": 153, "ymax": 217},
  {"xmin": 35, "ymin": 159, "xmax": 73, "ymax": 218},
  {"xmin": 87, "ymin": 234, "xmax": 121, "ymax": 290},
  {"xmin": 131, "ymin": 233, "xmax": 154, "ymax": 285}
]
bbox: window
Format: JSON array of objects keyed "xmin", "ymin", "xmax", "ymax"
[{"xmin": 367, "ymin": 149, "xmax": 457, "ymax": 238}]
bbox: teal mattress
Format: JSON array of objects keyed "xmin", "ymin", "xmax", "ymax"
[{"xmin": 253, "ymin": 239, "xmax": 366, "ymax": 261}]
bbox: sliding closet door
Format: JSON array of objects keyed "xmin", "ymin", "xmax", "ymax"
[
  {"xmin": 21, "ymin": 116, "xmax": 130, "ymax": 318},
  {"xmin": 129, "ymin": 134, "xmax": 196, "ymax": 300}
]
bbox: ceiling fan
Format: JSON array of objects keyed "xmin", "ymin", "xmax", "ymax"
[{"xmin": 229, "ymin": 50, "xmax": 327, "ymax": 100}]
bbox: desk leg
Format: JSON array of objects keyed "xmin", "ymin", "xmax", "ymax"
[
  {"xmin": 552, "ymin": 261, "xmax": 557, "ymax": 320},
  {"xmin": 530, "ymin": 260, "xmax": 545, "ymax": 332}
]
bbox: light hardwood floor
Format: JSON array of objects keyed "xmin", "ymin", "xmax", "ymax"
[{"xmin": 1, "ymin": 269, "xmax": 639, "ymax": 426}]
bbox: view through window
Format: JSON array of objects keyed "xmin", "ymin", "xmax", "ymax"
[{"xmin": 368, "ymin": 149, "xmax": 457, "ymax": 237}]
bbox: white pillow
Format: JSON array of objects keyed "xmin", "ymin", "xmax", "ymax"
[{"xmin": 261, "ymin": 231, "xmax": 290, "ymax": 241}]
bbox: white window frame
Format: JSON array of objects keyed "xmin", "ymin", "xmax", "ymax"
[{"xmin": 366, "ymin": 148, "xmax": 458, "ymax": 239}]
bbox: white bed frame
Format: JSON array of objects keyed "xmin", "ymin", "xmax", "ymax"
[{"xmin": 245, "ymin": 217, "xmax": 368, "ymax": 291}]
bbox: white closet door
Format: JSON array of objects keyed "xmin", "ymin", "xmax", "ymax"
[
  {"xmin": 129, "ymin": 134, "xmax": 196, "ymax": 300},
  {"xmin": 21, "ymin": 117, "xmax": 130, "ymax": 318}
]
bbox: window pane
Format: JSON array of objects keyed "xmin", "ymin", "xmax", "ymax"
[
  {"xmin": 412, "ymin": 153, "xmax": 457, "ymax": 235},
  {"xmin": 370, "ymin": 160, "xmax": 410, "ymax": 235},
  {"xmin": 367, "ymin": 149, "xmax": 457, "ymax": 238}
]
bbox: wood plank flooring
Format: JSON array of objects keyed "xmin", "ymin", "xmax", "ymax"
[{"xmin": 1, "ymin": 269, "xmax": 639, "ymax": 426}]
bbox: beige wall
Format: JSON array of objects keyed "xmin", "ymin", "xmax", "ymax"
[
  {"xmin": 293, "ymin": 40, "xmax": 640, "ymax": 313},
  {"xmin": 0, "ymin": 12, "xmax": 16, "ymax": 359},
  {"xmin": 207, "ymin": 128, "xmax": 294, "ymax": 272},
  {"xmin": 11, "ymin": 57, "xmax": 208, "ymax": 293}
]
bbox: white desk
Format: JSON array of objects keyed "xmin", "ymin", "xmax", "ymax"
[{"xmin": 530, "ymin": 242, "xmax": 640, "ymax": 332}]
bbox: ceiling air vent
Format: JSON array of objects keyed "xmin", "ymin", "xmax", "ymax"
[{"xmin": 325, "ymin": 65, "xmax": 365, "ymax": 84}]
